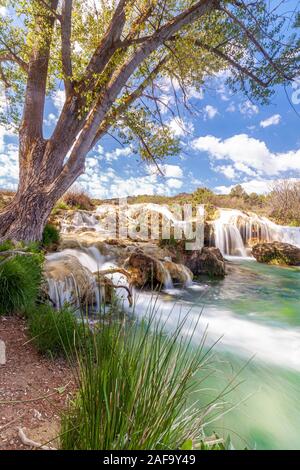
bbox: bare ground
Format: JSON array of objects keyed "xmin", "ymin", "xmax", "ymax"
[{"xmin": 0, "ymin": 316, "xmax": 75, "ymax": 450}]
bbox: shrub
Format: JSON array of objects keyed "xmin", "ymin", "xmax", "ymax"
[
  {"xmin": 60, "ymin": 312, "xmax": 221, "ymax": 450},
  {"xmin": 42, "ymin": 223, "xmax": 60, "ymax": 248},
  {"xmin": 63, "ymin": 189, "xmax": 94, "ymax": 211},
  {"xmin": 0, "ymin": 239, "xmax": 14, "ymax": 252},
  {"xmin": 27, "ymin": 304, "xmax": 85, "ymax": 357},
  {"xmin": 0, "ymin": 254, "xmax": 43, "ymax": 315}
]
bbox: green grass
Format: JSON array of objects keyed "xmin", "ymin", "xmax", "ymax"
[
  {"xmin": 60, "ymin": 309, "xmax": 221, "ymax": 450},
  {"xmin": 0, "ymin": 254, "xmax": 43, "ymax": 315},
  {"xmin": 27, "ymin": 304, "xmax": 86, "ymax": 358},
  {"xmin": 42, "ymin": 223, "xmax": 60, "ymax": 248}
]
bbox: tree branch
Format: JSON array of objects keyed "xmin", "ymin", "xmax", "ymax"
[
  {"xmin": 80, "ymin": 0, "xmax": 130, "ymax": 91},
  {"xmin": 220, "ymin": 4, "xmax": 294, "ymax": 81},
  {"xmin": 0, "ymin": 49, "xmax": 28, "ymax": 73},
  {"xmin": 67, "ymin": 0, "xmax": 216, "ymax": 164},
  {"xmin": 89, "ymin": 56, "xmax": 169, "ymax": 150},
  {"xmin": 61, "ymin": 0, "xmax": 73, "ymax": 95},
  {"xmin": 20, "ymin": 0, "xmax": 59, "ymax": 147},
  {"xmin": 189, "ymin": 39, "xmax": 271, "ymax": 88}
]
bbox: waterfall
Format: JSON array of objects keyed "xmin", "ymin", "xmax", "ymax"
[
  {"xmin": 62, "ymin": 202, "xmax": 202, "ymax": 240},
  {"xmin": 157, "ymin": 260, "xmax": 173, "ymax": 289},
  {"xmin": 213, "ymin": 209, "xmax": 300, "ymax": 257},
  {"xmin": 45, "ymin": 248, "xmax": 132, "ymax": 309},
  {"xmin": 45, "ymin": 252, "xmax": 101, "ymax": 311}
]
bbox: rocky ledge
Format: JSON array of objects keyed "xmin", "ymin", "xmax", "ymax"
[{"xmin": 252, "ymin": 241, "xmax": 300, "ymax": 266}]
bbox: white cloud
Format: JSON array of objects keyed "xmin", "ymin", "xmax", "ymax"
[
  {"xmin": 215, "ymin": 178, "xmax": 300, "ymax": 195},
  {"xmin": 187, "ymin": 87, "xmax": 204, "ymax": 101},
  {"xmin": 260, "ymin": 114, "xmax": 281, "ymax": 128},
  {"xmin": 203, "ymin": 105, "xmax": 218, "ymax": 120},
  {"xmin": 166, "ymin": 178, "xmax": 183, "ymax": 189},
  {"xmin": 0, "ymin": 6, "xmax": 8, "ymax": 16},
  {"xmin": 239, "ymin": 100, "xmax": 259, "ymax": 117},
  {"xmin": 192, "ymin": 133, "xmax": 300, "ymax": 178},
  {"xmin": 79, "ymin": 170, "xmax": 172, "ymax": 199},
  {"xmin": 44, "ymin": 113, "xmax": 58, "ymax": 127},
  {"xmin": 104, "ymin": 146, "xmax": 132, "ymax": 162},
  {"xmin": 226, "ymin": 102, "xmax": 236, "ymax": 113},
  {"xmin": 161, "ymin": 164, "xmax": 183, "ymax": 178},
  {"xmin": 168, "ymin": 118, "xmax": 194, "ymax": 137},
  {"xmin": 0, "ymin": 133, "xmax": 19, "ymax": 188},
  {"xmin": 52, "ymin": 90, "xmax": 65, "ymax": 112},
  {"xmin": 216, "ymin": 165, "xmax": 236, "ymax": 179}
]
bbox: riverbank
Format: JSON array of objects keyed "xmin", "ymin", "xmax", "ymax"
[{"xmin": 0, "ymin": 316, "xmax": 74, "ymax": 450}]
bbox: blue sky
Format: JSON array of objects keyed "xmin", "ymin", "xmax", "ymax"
[{"xmin": 1, "ymin": 3, "xmax": 300, "ymax": 198}]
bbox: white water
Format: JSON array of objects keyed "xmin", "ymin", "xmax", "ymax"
[
  {"xmin": 213, "ymin": 208, "xmax": 300, "ymax": 257},
  {"xmin": 46, "ymin": 244, "xmax": 300, "ymax": 372},
  {"xmin": 62, "ymin": 202, "xmax": 203, "ymax": 240},
  {"xmin": 132, "ymin": 292, "xmax": 300, "ymax": 372}
]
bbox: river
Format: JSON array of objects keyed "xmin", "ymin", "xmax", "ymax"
[
  {"xmin": 132, "ymin": 258, "xmax": 300, "ymax": 450},
  {"xmin": 52, "ymin": 205, "xmax": 300, "ymax": 449}
]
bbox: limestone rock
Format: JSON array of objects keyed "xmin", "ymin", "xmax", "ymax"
[
  {"xmin": 252, "ymin": 242, "xmax": 300, "ymax": 265},
  {"xmin": 183, "ymin": 247, "xmax": 226, "ymax": 277},
  {"xmin": 163, "ymin": 261, "xmax": 193, "ymax": 285},
  {"xmin": 124, "ymin": 250, "xmax": 170, "ymax": 288},
  {"xmin": 44, "ymin": 254, "xmax": 98, "ymax": 308}
]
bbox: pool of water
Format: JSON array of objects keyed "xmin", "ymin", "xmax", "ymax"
[{"xmin": 133, "ymin": 259, "xmax": 300, "ymax": 449}]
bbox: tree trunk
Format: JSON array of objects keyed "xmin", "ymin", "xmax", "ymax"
[
  {"xmin": 0, "ymin": 186, "xmax": 59, "ymax": 242},
  {"xmin": 0, "ymin": 142, "xmax": 81, "ymax": 242}
]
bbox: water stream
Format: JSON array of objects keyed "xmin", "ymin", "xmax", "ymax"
[{"xmin": 48, "ymin": 204, "xmax": 300, "ymax": 449}]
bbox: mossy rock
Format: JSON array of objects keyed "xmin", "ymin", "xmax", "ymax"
[{"xmin": 252, "ymin": 242, "xmax": 300, "ymax": 266}]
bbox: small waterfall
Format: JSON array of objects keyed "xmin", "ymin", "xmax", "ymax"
[
  {"xmin": 180, "ymin": 265, "xmax": 193, "ymax": 287},
  {"xmin": 158, "ymin": 260, "xmax": 173, "ymax": 289},
  {"xmin": 45, "ymin": 248, "xmax": 132, "ymax": 309},
  {"xmin": 213, "ymin": 209, "xmax": 300, "ymax": 257},
  {"xmin": 213, "ymin": 210, "xmax": 248, "ymax": 257},
  {"xmin": 45, "ymin": 250, "xmax": 103, "ymax": 310}
]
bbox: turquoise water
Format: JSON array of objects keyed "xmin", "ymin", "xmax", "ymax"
[{"xmin": 135, "ymin": 259, "xmax": 300, "ymax": 449}]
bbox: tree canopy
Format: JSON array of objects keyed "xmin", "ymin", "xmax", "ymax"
[
  {"xmin": 0, "ymin": 0, "xmax": 299, "ymax": 167},
  {"xmin": 0, "ymin": 1, "xmax": 299, "ymax": 241}
]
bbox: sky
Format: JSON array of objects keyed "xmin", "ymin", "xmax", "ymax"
[{"xmin": 1, "ymin": 3, "xmax": 300, "ymax": 198}]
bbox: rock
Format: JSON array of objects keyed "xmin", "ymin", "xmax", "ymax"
[
  {"xmin": 252, "ymin": 242, "xmax": 300, "ymax": 265},
  {"xmin": 124, "ymin": 250, "xmax": 173, "ymax": 288},
  {"xmin": 163, "ymin": 261, "xmax": 193, "ymax": 285},
  {"xmin": 44, "ymin": 254, "xmax": 98, "ymax": 308},
  {"xmin": 124, "ymin": 250, "xmax": 194, "ymax": 288},
  {"xmin": 183, "ymin": 247, "xmax": 226, "ymax": 277},
  {"xmin": 0, "ymin": 339, "xmax": 6, "ymax": 365}
]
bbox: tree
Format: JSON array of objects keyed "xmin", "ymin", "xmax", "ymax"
[
  {"xmin": 0, "ymin": 0, "xmax": 298, "ymax": 241},
  {"xmin": 268, "ymin": 180, "xmax": 300, "ymax": 225},
  {"xmin": 229, "ymin": 184, "xmax": 247, "ymax": 198},
  {"xmin": 192, "ymin": 187, "xmax": 214, "ymax": 204}
]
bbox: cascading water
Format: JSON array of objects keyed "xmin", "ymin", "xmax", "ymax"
[{"xmin": 213, "ymin": 208, "xmax": 300, "ymax": 257}]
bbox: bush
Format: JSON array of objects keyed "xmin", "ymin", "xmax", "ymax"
[
  {"xmin": 0, "ymin": 239, "xmax": 14, "ymax": 252},
  {"xmin": 60, "ymin": 312, "xmax": 220, "ymax": 450},
  {"xmin": 27, "ymin": 304, "xmax": 85, "ymax": 357},
  {"xmin": 63, "ymin": 189, "xmax": 94, "ymax": 211},
  {"xmin": 42, "ymin": 223, "xmax": 60, "ymax": 248},
  {"xmin": 0, "ymin": 254, "xmax": 43, "ymax": 315}
]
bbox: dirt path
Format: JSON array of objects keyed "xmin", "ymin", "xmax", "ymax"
[{"xmin": 0, "ymin": 316, "xmax": 75, "ymax": 450}]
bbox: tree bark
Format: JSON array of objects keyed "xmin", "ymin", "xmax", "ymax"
[{"xmin": 0, "ymin": 142, "xmax": 80, "ymax": 242}]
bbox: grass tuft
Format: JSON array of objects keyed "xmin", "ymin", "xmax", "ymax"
[
  {"xmin": 27, "ymin": 304, "xmax": 86, "ymax": 358},
  {"xmin": 60, "ymin": 310, "xmax": 216, "ymax": 450},
  {"xmin": 0, "ymin": 254, "xmax": 43, "ymax": 315}
]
